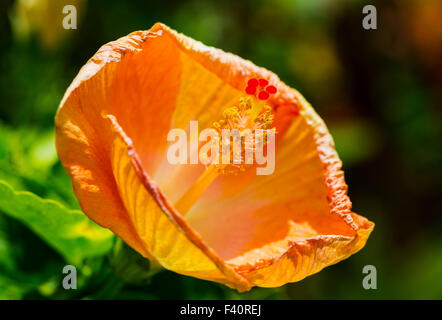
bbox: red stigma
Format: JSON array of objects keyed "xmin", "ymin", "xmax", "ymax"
[
  {"xmin": 245, "ymin": 86, "xmax": 257, "ymax": 95},
  {"xmin": 266, "ymin": 85, "xmax": 277, "ymax": 94},
  {"xmin": 246, "ymin": 78, "xmax": 276, "ymax": 98},
  {"xmin": 259, "ymin": 79, "xmax": 269, "ymax": 87},
  {"xmin": 248, "ymin": 78, "xmax": 259, "ymax": 87},
  {"xmin": 258, "ymin": 91, "xmax": 269, "ymax": 100}
]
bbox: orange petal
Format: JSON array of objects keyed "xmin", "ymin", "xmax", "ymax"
[
  {"xmin": 55, "ymin": 25, "xmax": 250, "ymax": 290},
  {"xmin": 187, "ymin": 94, "xmax": 374, "ymax": 285},
  {"xmin": 106, "ymin": 114, "xmax": 250, "ymax": 290}
]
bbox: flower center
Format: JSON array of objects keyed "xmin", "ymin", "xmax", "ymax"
[
  {"xmin": 174, "ymin": 79, "xmax": 277, "ymax": 215},
  {"xmin": 212, "ymin": 96, "xmax": 274, "ymax": 175}
]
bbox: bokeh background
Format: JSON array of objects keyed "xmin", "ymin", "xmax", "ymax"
[{"xmin": 0, "ymin": 0, "xmax": 441, "ymax": 299}]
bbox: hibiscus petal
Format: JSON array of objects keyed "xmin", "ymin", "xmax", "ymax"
[
  {"xmin": 240, "ymin": 226, "xmax": 373, "ymax": 287},
  {"xmin": 106, "ymin": 114, "xmax": 250, "ymax": 290},
  {"xmin": 187, "ymin": 92, "xmax": 374, "ymax": 282},
  {"xmin": 55, "ymin": 26, "xmax": 251, "ymax": 290},
  {"xmin": 55, "ymin": 29, "xmax": 180, "ymax": 259}
]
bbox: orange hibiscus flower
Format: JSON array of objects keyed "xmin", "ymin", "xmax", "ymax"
[{"xmin": 55, "ymin": 23, "xmax": 374, "ymax": 292}]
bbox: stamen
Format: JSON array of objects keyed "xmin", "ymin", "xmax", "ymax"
[
  {"xmin": 211, "ymin": 96, "xmax": 274, "ymax": 174},
  {"xmin": 174, "ymin": 165, "xmax": 219, "ymax": 214},
  {"xmin": 174, "ymin": 80, "xmax": 276, "ymax": 216}
]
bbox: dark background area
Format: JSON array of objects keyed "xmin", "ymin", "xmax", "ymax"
[{"xmin": 0, "ymin": 0, "xmax": 441, "ymax": 299}]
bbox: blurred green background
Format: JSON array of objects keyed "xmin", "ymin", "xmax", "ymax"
[{"xmin": 0, "ymin": 0, "xmax": 441, "ymax": 299}]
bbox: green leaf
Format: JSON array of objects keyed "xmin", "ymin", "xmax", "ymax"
[{"xmin": 0, "ymin": 180, "xmax": 114, "ymax": 264}]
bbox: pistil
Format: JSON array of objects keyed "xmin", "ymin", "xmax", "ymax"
[{"xmin": 174, "ymin": 80, "xmax": 276, "ymax": 216}]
